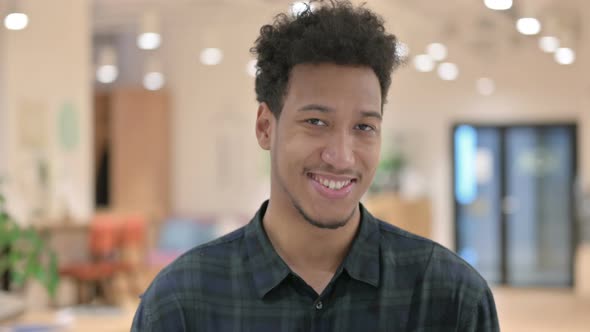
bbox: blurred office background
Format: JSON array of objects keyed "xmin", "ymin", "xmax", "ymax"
[{"xmin": 0, "ymin": 0, "xmax": 589, "ymax": 331}]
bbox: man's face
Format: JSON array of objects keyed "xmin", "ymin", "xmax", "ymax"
[{"xmin": 257, "ymin": 63, "xmax": 382, "ymax": 229}]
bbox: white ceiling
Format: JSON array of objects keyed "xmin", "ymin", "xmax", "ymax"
[
  {"xmin": 92, "ymin": 0, "xmax": 588, "ymax": 45},
  {"xmin": 91, "ymin": 0, "xmax": 589, "ymax": 90}
]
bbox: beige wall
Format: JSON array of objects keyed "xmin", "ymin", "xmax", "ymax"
[
  {"xmin": 163, "ymin": 3, "xmax": 271, "ymax": 217},
  {"xmin": 161, "ymin": 1, "xmax": 590, "ymax": 249},
  {"xmin": 0, "ymin": 25, "xmax": 6, "ymax": 177},
  {"xmin": 0, "ymin": 0, "xmax": 92, "ymax": 224}
]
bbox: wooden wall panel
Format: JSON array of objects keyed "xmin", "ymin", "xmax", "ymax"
[
  {"xmin": 110, "ymin": 88, "xmax": 170, "ymax": 220},
  {"xmin": 364, "ymin": 193, "xmax": 432, "ymax": 239}
]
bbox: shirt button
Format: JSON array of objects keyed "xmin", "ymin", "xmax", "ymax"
[{"xmin": 315, "ymin": 301, "xmax": 323, "ymax": 310}]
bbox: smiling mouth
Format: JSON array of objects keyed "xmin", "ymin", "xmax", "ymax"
[{"xmin": 306, "ymin": 172, "xmax": 357, "ymax": 191}]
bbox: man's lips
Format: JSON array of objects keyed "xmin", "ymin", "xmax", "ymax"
[{"xmin": 306, "ymin": 172, "xmax": 357, "ymax": 198}]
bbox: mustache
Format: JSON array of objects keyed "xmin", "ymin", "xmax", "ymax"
[{"xmin": 303, "ymin": 166, "xmax": 361, "ymax": 179}]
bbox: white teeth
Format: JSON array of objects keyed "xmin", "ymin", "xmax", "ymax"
[{"xmin": 312, "ymin": 174, "xmax": 351, "ymax": 190}]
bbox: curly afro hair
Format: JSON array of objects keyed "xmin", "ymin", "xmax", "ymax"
[{"xmin": 251, "ymin": 0, "xmax": 401, "ymax": 118}]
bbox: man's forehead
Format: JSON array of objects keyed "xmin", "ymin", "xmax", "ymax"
[{"xmin": 286, "ymin": 63, "xmax": 382, "ymax": 103}]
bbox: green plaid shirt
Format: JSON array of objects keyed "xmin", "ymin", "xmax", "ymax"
[{"xmin": 132, "ymin": 201, "xmax": 499, "ymax": 331}]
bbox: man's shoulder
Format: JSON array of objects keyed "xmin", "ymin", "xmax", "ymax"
[
  {"xmin": 373, "ymin": 218, "xmax": 498, "ymax": 330},
  {"xmin": 145, "ymin": 225, "xmax": 248, "ymax": 295},
  {"xmin": 375, "ymin": 218, "xmax": 488, "ymax": 288},
  {"xmin": 375, "ymin": 218, "xmax": 436, "ymax": 262}
]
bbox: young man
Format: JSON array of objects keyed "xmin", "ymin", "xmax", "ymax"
[{"xmin": 132, "ymin": 1, "xmax": 499, "ymax": 331}]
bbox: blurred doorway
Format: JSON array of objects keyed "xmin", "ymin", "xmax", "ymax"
[
  {"xmin": 93, "ymin": 89, "xmax": 171, "ymax": 219},
  {"xmin": 94, "ymin": 93, "xmax": 112, "ymax": 208},
  {"xmin": 453, "ymin": 124, "xmax": 577, "ymax": 287}
]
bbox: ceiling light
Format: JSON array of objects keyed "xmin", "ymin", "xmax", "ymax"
[
  {"xmin": 476, "ymin": 77, "xmax": 495, "ymax": 96},
  {"xmin": 200, "ymin": 48, "xmax": 223, "ymax": 66},
  {"xmin": 437, "ymin": 62, "xmax": 459, "ymax": 81},
  {"xmin": 4, "ymin": 13, "xmax": 28, "ymax": 30},
  {"xmin": 396, "ymin": 42, "xmax": 410, "ymax": 60},
  {"xmin": 143, "ymin": 72, "xmax": 165, "ymax": 90},
  {"xmin": 137, "ymin": 32, "xmax": 161, "ymax": 50},
  {"xmin": 538, "ymin": 36, "xmax": 560, "ymax": 53},
  {"xmin": 413, "ymin": 54, "xmax": 434, "ymax": 72},
  {"xmin": 246, "ymin": 60, "xmax": 257, "ymax": 78},
  {"xmin": 291, "ymin": 2, "xmax": 311, "ymax": 16},
  {"xmin": 96, "ymin": 65, "xmax": 118, "ymax": 84},
  {"xmin": 516, "ymin": 18, "xmax": 541, "ymax": 35},
  {"xmin": 554, "ymin": 47, "xmax": 575, "ymax": 65},
  {"xmin": 484, "ymin": 0, "xmax": 512, "ymax": 11},
  {"xmin": 137, "ymin": 10, "xmax": 161, "ymax": 50},
  {"xmin": 427, "ymin": 43, "xmax": 447, "ymax": 61},
  {"xmin": 96, "ymin": 46, "xmax": 118, "ymax": 83}
]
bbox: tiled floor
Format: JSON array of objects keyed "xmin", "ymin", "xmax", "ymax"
[{"xmin": 494, "ymin": 287, "xmax": 590, "ymax": 331}]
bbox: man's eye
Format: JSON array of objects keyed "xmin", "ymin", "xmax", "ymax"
[
  {"xmin": 306, "ymin": 119, "xmax": 327, "ymax": 126},
  {"xmin": 356, "ymin": 124, "xmax": 376, "ymax": 131}
]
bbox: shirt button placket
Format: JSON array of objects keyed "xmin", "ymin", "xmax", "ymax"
[
  {"xmin": 315, "ymin": 300, "xmax": 323, "ymax": 310},
  {"xmin": 310, "ymin": 300, "xmax": 324, "ymax": 332}
]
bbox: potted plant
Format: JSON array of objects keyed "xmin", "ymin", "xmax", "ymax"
[
  {"xmin": 0, "ymin": 187, "xmax": 59, "ymax": 320},
  {"xmin": 371, "ymin": 150, "xmax": 407, "ymax": 193}
]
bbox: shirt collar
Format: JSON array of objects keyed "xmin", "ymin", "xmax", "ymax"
[
  {"xmin": 341, "ymin": 203, "xmax": 381, "ymax": 288},
  {"xmin": 245, "ymin": 200, "xmax": 381, "ymax": 299},
  {"xmin": 244, "ymin": 201, "xmax": 291, "ymax": 299}
]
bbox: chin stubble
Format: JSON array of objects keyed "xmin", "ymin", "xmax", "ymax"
[{"xmin": 292, "ymin": 198, "xmax": 357, "ymax": 230}]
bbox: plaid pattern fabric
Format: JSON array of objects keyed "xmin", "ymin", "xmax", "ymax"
[{"xmin": 132, "ymin": 201, "xmax": 499, "ymax": 331}]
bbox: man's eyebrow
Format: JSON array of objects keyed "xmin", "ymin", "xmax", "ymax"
[
  {"xmin": 298, "ymin": 104, "xmax": 382, "ymax": 120},
  {"xmin": 297, "ymin": 104, "xmax": 335, "ymax": 113},
  {"xmin": 361, "ymin": 111, "xmax": 382, "ymax": 121}
]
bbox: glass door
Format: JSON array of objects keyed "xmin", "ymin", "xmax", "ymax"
[{"xmin": 454, "ymin": 124, "xmax": 576, "ymax": 286}]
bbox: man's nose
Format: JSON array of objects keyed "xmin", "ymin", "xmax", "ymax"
[{"xmin": 320, "ymin": 132, "xmax": 355, "ymax": 170}]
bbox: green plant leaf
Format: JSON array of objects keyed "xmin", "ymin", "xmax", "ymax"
[
  {"xmin": 46, "ymin": 253, "xmax": 59, "ymax": 298},
  {"xmin": 11, "ymin": 269, "xmax": 25, "ymax": 287},
  {"xmin": 0, "ymin": 256, "xmax": 10, "ymax": 275},
  {"xmin": 0, "ymin": 224, "xmax": 20, "ymax": 246},
  {"xmin": 8, "ymin": 250, "xmax": 23, "ymax": 265},
  {"xmin": 0, "ymin": 186, "xmax": 60, "ymax": 297}
]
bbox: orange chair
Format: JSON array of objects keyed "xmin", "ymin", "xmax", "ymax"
[
  {"xmin": 121, "ymin": 214, "xmax": 146, "ymax": 248},
  {"xmin": 59, "ymin": 214, "xmax": 123, "ymax": 304},
  {"xmin": 119, "ymin": 214, "xmax": 147, "ymax": 296}
]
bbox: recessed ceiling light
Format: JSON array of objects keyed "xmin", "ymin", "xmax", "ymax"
[
  {"xmin": 437, "ymin": 62, "xmax": 459, "ymax": 81},
  {"xmin": 516, "ymin": 18, "xmax": 541, "ymax": 35},
  {"xmin": 200, "ymin": 48, "xmax": 223, "ymax": 66},
  {"xmin": 476, "ymin": 77, "xmax": 495, "ymax": 95},
  {"xmin": 137, "ymin": 32, "xmax": 162, "ymax": 50},
  {"xmin": 538, "ymin": 36, "xmax": 560, "ymax": 53},
  {"xmin": 143, "ymin": 72, "xmax": 165, "ymax": 90},
  {"xmin": 4, "ymin": 13, "xmax": 28, "ymax": 30},
  {"xmin": 96, "ymin": 65, "xmax": 118, "ymax": 84},
  {"xmin": 246, "ymin": 60, "xmax": 257, "ymax": 77},
  {"xmin": 427, "ymin": 43, "xmax": 447, "ymax": 61},
  {"xmin": 484, "ymin": 0, "xmax": 512, "ymax": 11},
  {"xmin": 554, "ymin": 48, "xmax": 575, "ymax": 65},
  {"xmin": 396, "ymin": 42, "xmax": 410, "ymax": 60},
  {"xmin": 413, "ymin": 54, "xmax": 435, "ymax": 72}
]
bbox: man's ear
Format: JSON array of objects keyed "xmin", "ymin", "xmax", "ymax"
[{"xmin": 255, "ymin": 102, "xmax": 274, "ymax": 151}]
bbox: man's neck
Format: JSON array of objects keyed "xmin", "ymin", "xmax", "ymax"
[{"xmin": 262, "ymin": 198, "xmax": 361, "ymax": 278}]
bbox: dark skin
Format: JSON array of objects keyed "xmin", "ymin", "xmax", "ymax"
[{"xmin": 255, "ymin": 63, "xmax": 383, "ymax": 295}]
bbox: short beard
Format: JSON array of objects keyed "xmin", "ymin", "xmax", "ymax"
[
  {"xmin": 274, "ymin": 163, "xmax": 357, "ymax": 230},
  {"xmin": 291, "ymin": 195, "xmax": 357, "ymax": 230}
]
